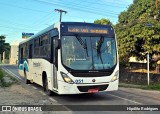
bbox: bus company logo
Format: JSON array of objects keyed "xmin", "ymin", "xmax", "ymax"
[
  {"xmin": 92, "ymin": 79, "xmax": 96, "ymax": 82},
  {"xmin": 2, "ymin": 106, "xmax": 11, "ymax": 111},
  {"xmin": 33, "ymin": 62, "xmax": 41, "ymax": 67}
]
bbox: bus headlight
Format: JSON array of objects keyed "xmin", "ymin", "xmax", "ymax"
[
  {"xmin": 111, "ymin": 71, "xmax": 119, "ymax": 82},
  {"xmin": 60, "ymin": 72, "xmax": 74, "ymax": 84}
]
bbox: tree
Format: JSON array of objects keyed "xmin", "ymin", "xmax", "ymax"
[
  {"xmin": 94, "ymin": 18, "xmax": 113, "ymax": 25},
  {"xmin": 0, "ymin": 35, "xmax": 10, "ymax": 60},
  {"xmin": 115, "ymin": 0, "xmax": 160, "ymax": 66}
]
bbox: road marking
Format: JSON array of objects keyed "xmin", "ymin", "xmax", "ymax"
[
  {"xmin": 62, "ymin": 105, "xmax": 72, "ymax": 111},
  {"xmin": 39, "ymin": 91, "xmax": 46, "ymax": 96},
  {"xmin": 2, "ymin": 67, "xmax": 24, "ymax": 82},
  {"xmin": 108, "ymin": 94, "xmax": 142, "ymax": 105},
  {"xmin": 32, "ymin": 86, "xmax": 37, "ymax": 90},
  {"xmin": 49, "ymin": 97, "xmax": 57, "ymax": 102}
]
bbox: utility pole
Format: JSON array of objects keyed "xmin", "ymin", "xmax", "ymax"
[
  {"xmin": 147, "ymin": 52, "xmax": 150, "ymax": 86},
  {"xmin": 156, "ymin": 0, "xmax": 158, "ymax": 9},
  {"xmin": 54, "ymin": 9, "xmax": 67, "ymax": 23}
]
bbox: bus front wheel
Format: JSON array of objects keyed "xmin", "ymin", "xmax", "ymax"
[{"xmin": 43, "ymin": 77, "xmax": 52, "ymax": 96}]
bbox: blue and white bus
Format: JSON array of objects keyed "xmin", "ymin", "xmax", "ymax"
[{"xmin": 18, "ymin": 22, "xmax": 119, "ymax": 95}]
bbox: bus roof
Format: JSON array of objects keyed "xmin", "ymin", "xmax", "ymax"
[
  {"xmin": 19, "ymin": 22, "xmax": 60, "ymax": 45},
  {"xmin": 61, "ymin": 22, "xmax": 113, "ymax": 27},
  {"xmin": 19, "ymin": 22, "xmax": 113, "ymax": 45}
]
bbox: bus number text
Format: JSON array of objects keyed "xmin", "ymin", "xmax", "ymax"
[{"xmin": 75, "ymin": 79, "xmax": 83, "ymax": 83}]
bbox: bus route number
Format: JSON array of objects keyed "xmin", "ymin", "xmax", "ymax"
[{"xmin": 75, "ymin": 79, "xmax": 83, "ymax": 83}]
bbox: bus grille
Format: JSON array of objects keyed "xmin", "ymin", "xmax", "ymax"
[
  {"xmin": 71, "ymin": 72, "xmax": 112, "ymax": 77},
  {"xmin": 77, "ymin": 84, "xmax": 109, "ymax": 92}
]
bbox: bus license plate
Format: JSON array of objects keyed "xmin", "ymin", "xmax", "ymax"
[{"xmin": 88, "ymin": 88, "xmax": 99, "ymax": 93}]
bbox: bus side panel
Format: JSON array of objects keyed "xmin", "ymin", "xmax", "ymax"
[
  {"xmin": 41, "ymin": 59, "xmax": 53, "ymax": 89},
  {"xmin": 30, "ymin": 59, "xmax": 52, "ymax": 87}
]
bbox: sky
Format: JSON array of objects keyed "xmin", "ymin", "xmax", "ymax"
[{"xmin": 0, "ymin": 0, "xmax": 133, "ymax": 44}]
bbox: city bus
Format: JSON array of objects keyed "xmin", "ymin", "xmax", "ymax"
[{"xmin": 18, "ymin": 22, "xmax": 119, "ymax": 95}]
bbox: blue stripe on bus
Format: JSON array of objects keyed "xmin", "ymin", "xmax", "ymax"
[
  {"xmin": 24, "ymin": 62, "xmax": 29, "ymax": 72},
  {"xmin": 18, "ymin": 59, "xmax": 29, "ymax": 72},
  {"xmin": 19, "ymin": 65, "xmax": 23, "ymax": 70}
]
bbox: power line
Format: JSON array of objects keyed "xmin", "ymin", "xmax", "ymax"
[
  {"xmin": 56, "ymin": 0, "xmax": 128, "ymax": 9},
  {"xmin": 66, "ymin": 14, "xmax": 117, "ymax": 22},
  {"xmin": 0, "ymin": 0, "xmax": 131, "ymax": 40},
  {"xmin": 32, "ymin": 0, "xmax": 117, "ymax": 16},
  {"xmin": 0, "ymin": 0, "xmax": 124, "ymax": 21},
  {"xmin": 0, "ymin": 0, "xmax": 131, "ymax": 20},
  {"xmin": 0, "ymin": 25, "xmax": 39, "ymax": 31},
  {"xmin": 32, "ymin": 0, "xmax": 118, "ymax": 18},
  {"xmin": 0, "ymin": 1, "xmax": 51, "ymax": 13},
  {"xmin": 52, "ymin": 0, "xmax": 119, "ymax": 14},
  {"xmin": 0, "ymin": 18, "xmax": 36, "ymax": 29}
]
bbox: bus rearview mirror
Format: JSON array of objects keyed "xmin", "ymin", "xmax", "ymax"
[{"xmin": 54, "ymin": 39, "xmax": 61, "ymax": 49}]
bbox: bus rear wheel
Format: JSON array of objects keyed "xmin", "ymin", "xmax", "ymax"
[
  {"xmin": 43, "ymin": 77, "xmax": 53, "ymax": 96},
  {"xmin": 24, "ymin": 71, "xmax": 30, "ymax": 84}
]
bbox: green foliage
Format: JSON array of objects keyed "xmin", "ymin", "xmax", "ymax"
[
  {"xmin": 115, "ymin": 0, "xmax": 160, "ymax": 65},
  {"xmin": 94, "ymin": 18, "xmax": 112, "ymax": 25},
  {"xmin": 0, "ymin": 69, "xmax": 4, "ymax": 79},
  {"xmin": 0, "ymin": 35, "xmax": 10, "ymax": 60},
  {"xmin": 0, "ymin": 69, "xmax": 4, "ymax": 86},
  {"xmin": 0, "ymin": 69, "xmax": 18, "ymax": 87}
]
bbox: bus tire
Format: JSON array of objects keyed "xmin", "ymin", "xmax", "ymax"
[
  {"xmin": 43, "ymin": 76, "xmax": 53, "ymax": 96},
  {"xmin": 24, "ymin": 70, "xmax": 30, "ymax": 84}
]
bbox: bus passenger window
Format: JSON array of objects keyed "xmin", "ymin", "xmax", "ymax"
[
  {"xmin": 21, "ymin": 48, "xmax": 23, "ymax": 60},
  {"xmin": 29, "ymin": 44, "xmax": 33, "ymax": 58}
]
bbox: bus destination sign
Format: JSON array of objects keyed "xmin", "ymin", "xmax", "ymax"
[{"xmin": 68, "ymin": 26, "xmax": 108, "ymax": 34}]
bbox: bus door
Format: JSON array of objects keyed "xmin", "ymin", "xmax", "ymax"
[{"xmin": 52, "ymin": 37, "xmax": 59, "ymax": 90}]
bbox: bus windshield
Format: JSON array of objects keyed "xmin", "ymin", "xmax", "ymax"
[{"xmin": 61, "ymin": 36, "xmax": 117, "ymax": 71}]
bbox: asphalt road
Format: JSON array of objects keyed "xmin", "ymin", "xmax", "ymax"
[{"xmin": 1, "ymin": 64, "xmax": 160, "ymax": 114}]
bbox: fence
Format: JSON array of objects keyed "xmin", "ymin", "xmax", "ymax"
[{"xmin": 119, "ymin": 62, "xmax": 160, "ymax": 85}]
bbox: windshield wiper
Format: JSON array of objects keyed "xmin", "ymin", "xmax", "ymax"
[
  {"xmin": 76, "ymin": 35, "xmax": 89, "ymax": 57},
  {"xmin": 96, "ymin": 36, "xmax": 104, "ymax": 55},
  {"xmin": 96, "ymin": 36, "xmax": 104, "ymax": 69}
]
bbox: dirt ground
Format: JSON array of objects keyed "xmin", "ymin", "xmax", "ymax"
[
  {"xmin": 0, "ymin": 71, "xmax": 72, "ymax": 114},
  {"xmin": 0, "ymin": 84, "xmax": 54, "ymax": 105}
]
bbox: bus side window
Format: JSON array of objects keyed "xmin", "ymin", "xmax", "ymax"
[
  {"xmin": 34, "ymin": 38, "xmax": 40, "ymax": 57},
  {"xmin": 40, "ymin": 34, "xmax": 49, "ymax": 57},
  {"xmin": 29, "ymin": 44, "xmax": 33, "ymax": 58},
  {"xmin": 21, "ymin": 48, "xmax": 23, "ymax": 60}
]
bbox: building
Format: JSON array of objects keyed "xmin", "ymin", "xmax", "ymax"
[
  {"xmin": 10, "ymin": 41, "xmax": 19, "ymax": 65},
  {"xmin": 129, "ymin": 56, "xmax": 147, "ymax": 63}
]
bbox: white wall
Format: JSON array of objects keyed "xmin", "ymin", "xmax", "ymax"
[{"xmin": 10, "ymin": 45, "xmax": 18, "ymax": 64}]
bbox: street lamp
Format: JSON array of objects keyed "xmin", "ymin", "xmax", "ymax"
[{"xmin": 146, "ymin": 23, "xmax": 152, "ymax": 86}]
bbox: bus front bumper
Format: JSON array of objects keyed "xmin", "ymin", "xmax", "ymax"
[{"xmin": 57, "ymin": 80, "xmax": 119, "ymax": 95}]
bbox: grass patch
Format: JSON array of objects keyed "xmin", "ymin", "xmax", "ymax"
[
  {"xmin": 119, "ymin": 83, "xmax": 160, "ymax": 91},
  {"xmin": 0, "ymin": 69, "xmax": 18, "ymax": 87},
  {"xmin": 142, "ymin": 84, "xmax": 160, "ymax": 91}
]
